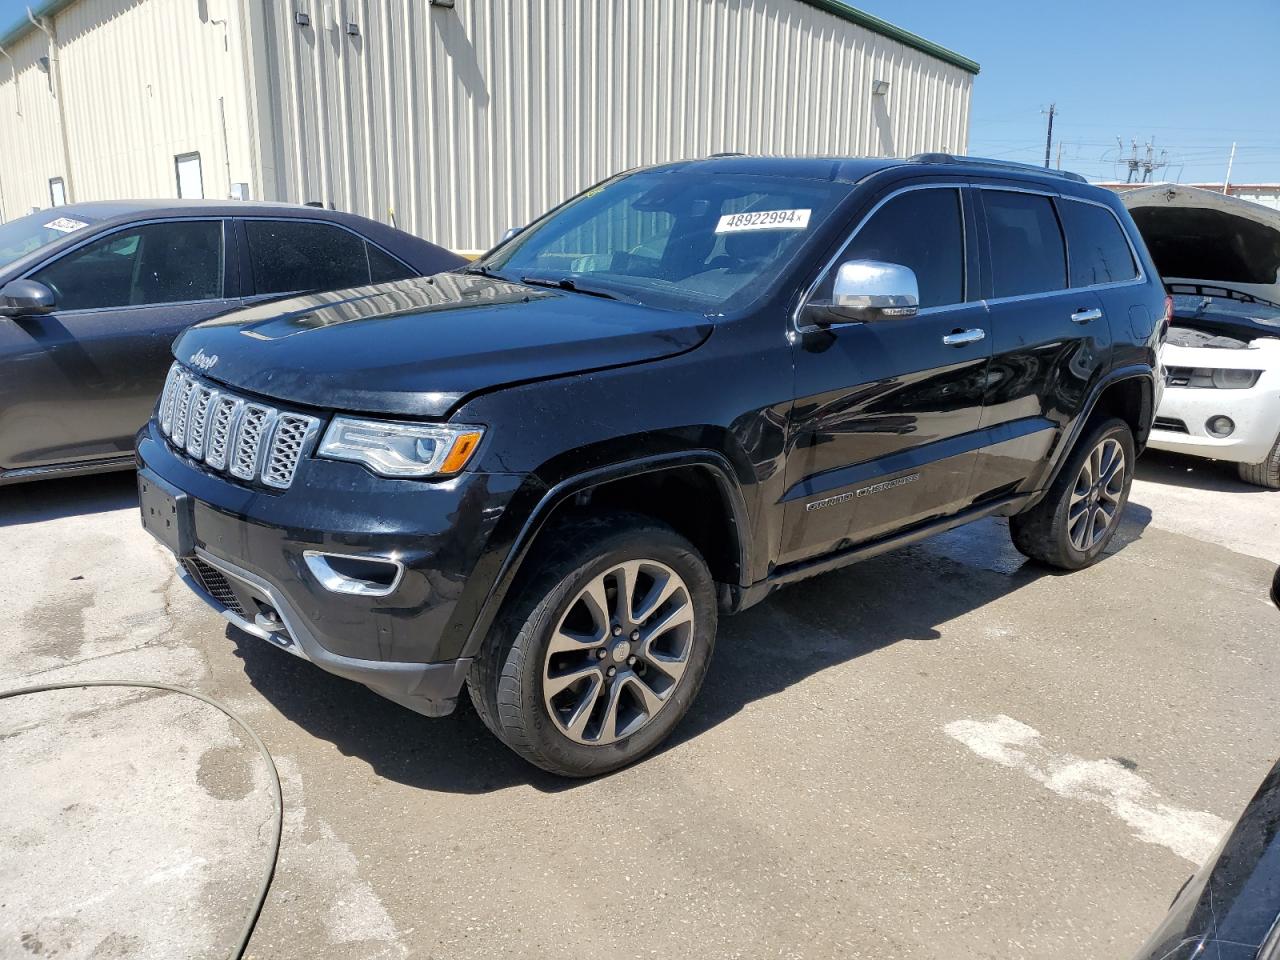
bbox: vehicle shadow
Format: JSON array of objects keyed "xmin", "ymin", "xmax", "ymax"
[
  {"xmin": 225, "ymin": 507, "xmax": 1152, "ymax": 795},
  {"xmin": 0, "ymin": 470, "xmax": 137, "ymax": 528},
  {"xmin": 1136, "ymin": 448, "xmax": 1270, "ymax": 494}
]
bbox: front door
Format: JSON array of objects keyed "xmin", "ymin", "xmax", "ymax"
[
  {"xmin": 0, "ymin": 219, "xmax": 236, "ymax": 473},
  {"xmin": 780, "ymin": 184, "xmax": 992, "ymax": 566}
]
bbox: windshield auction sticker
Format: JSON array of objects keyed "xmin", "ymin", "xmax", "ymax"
[
  {"xmin": 715, "ymin": 208, "xmax": 811, "ymax": 233},
  {"xmin": 44, "ymin": 217, "xmax": 88, "ymax": 233}
]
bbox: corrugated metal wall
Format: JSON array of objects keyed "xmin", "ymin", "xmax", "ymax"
[
  {"xmin": 251, "ymin": 0, "xmax": 973, "ymax": 250},
  {"xmin": 0, "ymin": 0, "xmax": 257, "ymax": 220},
  {"xmin": 0, "ymin": 0, "xmax": 973, "ymax": 250}
]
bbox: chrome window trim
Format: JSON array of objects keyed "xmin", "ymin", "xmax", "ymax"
[
  {"xmin": 21, "ymin": 217, "xmax": 229, "ymax": 312},
  {"xmin": 792, "ymin": 182, "xmax": 971, "ymax": 333},
  {"xmin": 1053, "ymin": 193, "xmax": 1146, "ymax": 290}
]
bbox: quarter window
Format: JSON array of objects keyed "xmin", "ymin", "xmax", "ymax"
[
  {"xmin": 1058, "ymin": 199, "xmax": 1138, "ymax": 287},
  {"xmin": 828, "ymin": 188, "xmax": 965, "ymax": 308},
  {"xmin": 983, "ymin": 191, "xmax": 1067, "ymax": 298},
  {"xmin": 245, "ymin": 220, "xmax": 371, "ymax": 295},
  {"xmin": 32, "ymin": 220, "xmax": 223, "ymax": 311},
  {"xmin": 367, "ymin": 243, "xmax": 414, "ymax": 283}
]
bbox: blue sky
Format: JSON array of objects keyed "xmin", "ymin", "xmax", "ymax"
[
  {"xmin": 855, "ymin": 0, "xmax": 1280, "ymax": 183},
  {"xmin": 3, "ymin": 0, "xmax": 1277, "ymax": 184}
]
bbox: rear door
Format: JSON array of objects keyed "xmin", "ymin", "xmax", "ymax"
[
  {"xmin": 780, "ymin": 183, "xmax": 992, "ymax": 566},
  {"xmin": 968, "ymin": 187, "xmax": 1114, "ymax": 500},
  {"xmin": 0, "ymin": 219, "xmax": 236, "ymax": 472}
]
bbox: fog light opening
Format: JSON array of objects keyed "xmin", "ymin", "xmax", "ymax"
[
  {"xmin": 303, "ymin": 550, "xmax": 404, "ymax": 596},
  {"xmin": 1206, "ymin": 415, "xmax": 1235, "ymax": 438}
]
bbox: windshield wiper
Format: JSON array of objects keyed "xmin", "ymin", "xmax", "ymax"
[
  {"xmin": 519, "ymin": 275, "xmax": 638, "ymax": 303},
  {"xmin": 459, "ymin": 263, "xmax": 507, "ymax": 280}
]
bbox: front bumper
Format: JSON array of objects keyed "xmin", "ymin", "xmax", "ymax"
[
  {"xmin": 137, "ymin": 423, "xmax": 525, "ymax": 717},
  {"xmin": 1148, "ymin": 380, "xmax": 1280, "ymax": 465}
]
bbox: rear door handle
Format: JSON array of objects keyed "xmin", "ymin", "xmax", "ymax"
[
  {"xmin": 942, "ymin": 328, "xmax": 986, "ymax": 347},
  {"xmin": 1071, "ymin": 307, "xmax": 1103, "ymax": 324}
]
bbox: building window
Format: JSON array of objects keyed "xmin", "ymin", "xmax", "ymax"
[
  {"xmin": 48, "ymin": 177, "xmax": 66, "ymax": 207},
  {"xmin": 175, "ymin": 152, "xmax": 204, "ymax": 199}
]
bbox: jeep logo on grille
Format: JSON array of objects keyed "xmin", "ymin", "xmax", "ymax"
[{"xmin": 189, "ymin": 349, "xmax": 219, "ymax": 371}]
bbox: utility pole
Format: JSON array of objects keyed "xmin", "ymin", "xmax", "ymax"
[
  {"xmin": 1056, "ymin": 141, "xmax": 1063, "ymax": 170},
  {"xmin": 1223, "ymin": 141, "xmax": 1237, "ymax": 195},
  {"xmin": 1043, "ymin": 103, "xmax": 1056, "ymax": 168}
]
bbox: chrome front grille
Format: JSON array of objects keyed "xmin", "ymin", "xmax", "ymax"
[{"xmin": 157, "ymin": 363, "xmax": 319, "ymax": 490}]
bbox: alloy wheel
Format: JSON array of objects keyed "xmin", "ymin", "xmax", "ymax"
[
  {"xmin": 541, "ymin": 559, "xmax": 695, "ymax": 745},
  {"xmin": 1068, "ymin": 437, "xmax": 1126, "ymax": 551}
]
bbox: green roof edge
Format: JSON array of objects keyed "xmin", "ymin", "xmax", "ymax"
[
  {"xmin": 2, "ymin": 0, "xmax": 979, "ymax": 78},
  {"xmin": 797, "ymin": 0, "xmax": 981, "ymax": 75}
]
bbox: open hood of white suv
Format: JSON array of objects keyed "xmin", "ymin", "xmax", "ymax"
[{"xmin": 1122, "ymin": 184, "xmax": 1280, "ymax": 307}]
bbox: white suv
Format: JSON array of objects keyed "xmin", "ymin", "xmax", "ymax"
[{"xmin": 1123, "ymin": 185, "xmax": 1280, "ymax": 487}]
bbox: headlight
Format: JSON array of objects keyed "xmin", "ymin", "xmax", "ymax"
[
  {"xmin": 318, "ymin": 417, "xmax": 484, "ymax": 478},
  {"xmin": 1211, "ymin": 368, "xmax": 1262, "ymax": 389}
]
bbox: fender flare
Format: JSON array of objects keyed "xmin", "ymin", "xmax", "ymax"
[
  {"xmin": 1031, "ymin": 364, "xmax": 1155, "ymax": 505},
  {"xmin": 460, "ymin": 450, "xmax": 753, "ymax": 659}
]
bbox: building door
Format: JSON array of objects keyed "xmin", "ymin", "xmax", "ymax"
[{"xmin": 176, "ymin": 153, "xmax": 204, "ymax": 199}]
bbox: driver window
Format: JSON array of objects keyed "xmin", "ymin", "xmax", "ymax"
[
  {"xmin": 32, "ymin": 220, "xmax": 224, "ymax": 311},
  {"xmin": 817, "ymin": 188, "xmax": 965, "ymax": 308}
]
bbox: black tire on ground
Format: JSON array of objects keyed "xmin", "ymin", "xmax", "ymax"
[
  {"xmin": 467, "ymin": 513, "xmax": 717, "ymax": 777},
  {"xmin": 1237, "ymin": 433, "xmax": 1280, "ymax": 489},
  {"xmin": 1010, "ymin": 417, "xmax": 1136, "ymax": 570}
]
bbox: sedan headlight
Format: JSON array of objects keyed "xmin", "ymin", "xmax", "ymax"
[
  {"xmin": 318, "ymin": 417, "xmax": 484, "ymax": 478},
  {"xmin": 1212, "ymin": 368, "xmax": 1262, "ymax": 389}
]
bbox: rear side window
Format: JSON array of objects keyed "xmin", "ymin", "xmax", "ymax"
[
  {"xmin": 833, "ymin": 188, "xmax": 965, "ymax": 308},
  {"xmin": 1058, "ymin": 199, "xmax": 1138, "ymax": 286},
  {"xmin": 983, "ymin": 191, "xmax": 1067, "ymax": 298},
  {"xmin": 245, "ymin": 220, "xmax": 370, "ymax": 295}
]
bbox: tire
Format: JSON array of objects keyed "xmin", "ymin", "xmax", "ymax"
[
  {"xmin": 467, "ymin": 513, "xmax": 717, "ymax": 777},
  {"xmin": 1237, "ymin": 433, "xmax": 1280, "ymax": 489},
  {"xmin": 1010, "ymin": 417, "xmax": 1136, "ymax": 570}
]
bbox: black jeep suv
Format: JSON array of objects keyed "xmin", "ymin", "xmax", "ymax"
[{"xmin": 137, "ymin": 155, "xmax": 1164, "ymax": 776}]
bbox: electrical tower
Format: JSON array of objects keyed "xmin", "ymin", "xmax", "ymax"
[{"xmin": 1118, "ymin": 138, "xmax": 1169, "ymax": 183}]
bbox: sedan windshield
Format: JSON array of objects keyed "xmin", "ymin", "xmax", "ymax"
[
  {"xmin": 0, "ymin": 209, "xmax": 96, "ymax": 270},
  {"xmin": 480, "ymin": 169, "xmax": 854, "ymax": 312},
  {"xmin": 1173, "ymin": 293, "xmax": 1280, "ymax": 327}
]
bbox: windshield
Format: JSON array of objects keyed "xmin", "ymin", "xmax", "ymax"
[
  {"xmin": 0, "ymin": 210, "xmax": 95, "ymax": 271},
  {"xmin": 479, "ymin": 169, "xmax": 855, "ymax": 312},
  {"xmin": 1173, "ymin": 293, "xmax": 1280, "ymax": 327}
]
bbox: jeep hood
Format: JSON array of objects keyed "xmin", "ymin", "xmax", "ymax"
[
  {"xmin": 173, "ymin": 273, "xmax": 713, "ymax": 417},
  {"xmin": 1122, "ymin": 184, "xmax": 1280, "ymax": 306}
]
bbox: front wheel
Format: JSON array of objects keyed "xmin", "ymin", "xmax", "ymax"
[
  {"xmin": 1010, "ymin": 417, "xmax": 1136, "ymax": 570},
  {"xmin": 468, "ymin": 514, "xmax": 717, "ymax": 777},
  {"xmin": 1237, "ymin": 431, "xmax": 1280, "ymax": 489}
]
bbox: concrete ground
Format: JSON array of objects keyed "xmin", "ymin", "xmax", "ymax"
[{"xmin": 1, "ymin": 449, "xmax": 1278, "ymax": 960}]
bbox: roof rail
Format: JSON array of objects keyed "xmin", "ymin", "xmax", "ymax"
[
  {"xmin": 908, "ymin": 153, "xmax": 1088, "ymax": 184},
  {"xmin": 706, "ymin": 151, "xmax": 747, "ymax": 158}
]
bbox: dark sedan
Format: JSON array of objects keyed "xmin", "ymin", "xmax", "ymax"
[{"xmin": 0, "ymin": 201, "xmax": 463, "ymax": 484}]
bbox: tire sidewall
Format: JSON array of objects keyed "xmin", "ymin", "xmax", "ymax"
[
  {"xmin": 1051, "ymin": 419, "xmax": 1136, "ymax": 566},
  {"xmin": 505, "ymin": 526, "xmax": 717, "ymax": 776}
]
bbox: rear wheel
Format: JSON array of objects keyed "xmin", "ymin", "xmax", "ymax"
[
  {"xmin": 1010, "ymin": 417, "xmax": 1135, "ymax": 570},
  {"xmin": 468, "ymin": 514, "xmax": 716, "ymax": 777},
  {"xmin": 1237, "ymin": 431, "xmax": 1280, "ymax": 489}
]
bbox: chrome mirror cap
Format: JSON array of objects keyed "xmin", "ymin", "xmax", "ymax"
[{"xmin": 831, "ymin": 260, "xmax": 920, "ymax": 322}]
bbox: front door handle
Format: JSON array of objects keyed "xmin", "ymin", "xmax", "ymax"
[
  {"xmin": 1071, "ymin": 307, "xmax": 1103, "ymax": 324},
  {"xmin": 942, "ymin": 328, "xmax": 986, "ymax": 347}
]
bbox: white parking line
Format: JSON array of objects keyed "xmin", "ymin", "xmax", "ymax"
[{"xmin": 945, "ymin": 715, "xmax": 1230, "ymax": 864}]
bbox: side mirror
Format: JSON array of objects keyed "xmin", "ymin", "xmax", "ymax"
[
  {"xmin": 803, "ymin": 260, "xmax": 919, "ymax": 327},
  {"xmin": 499, "ymin": 226, "xmax": 524, "ymax": 244},
  {"xmin": 0, "ymin": 279, "xmax": 56, "ymax": 318}
]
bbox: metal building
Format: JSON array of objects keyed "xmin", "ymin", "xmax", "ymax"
[{"xmin": 0, "ymin": 0, "xmax": 979, "ymax": 250}]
